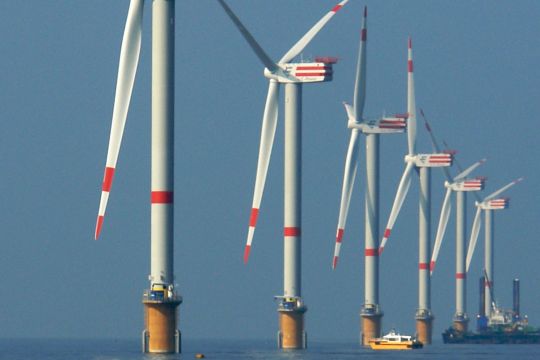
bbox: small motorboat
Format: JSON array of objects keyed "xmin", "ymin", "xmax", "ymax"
[{"xmin": 369, "ymin": 329, "xmax": 423, "ymax": 350}]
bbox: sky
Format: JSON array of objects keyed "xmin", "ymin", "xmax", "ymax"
[{"xmin": 0, "ymin": 0, "xmax": 539, "ymax": 342}]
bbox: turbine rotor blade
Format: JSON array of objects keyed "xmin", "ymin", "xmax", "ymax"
[
  {"xmin": 454, "ymin": 158, "xmax": 486, "ymax": 182},
  {"xmin": 279, "ymin": 0, "xmax": 349, "ymax": 64},
  {"xmin": 419, "ymin": 109, "xmax": 441, "ymax": 153},
  {"xmin": 430, "ymin": 187, "xmax": 452, "ymax": 274},
  {"xmin": 484, "ymin": 177, "xmax": 524, "ymax": 202},
  {"xmin": 352, "ymin": 6, "xmax": 367, "ymax": 121},
  {"xmin": 217, "ymin": 0, "xmax": 278, "ymax": 73},
  {"xmin": 466, "ymin": 206, "xmax": 483, "ymax": 272},
  {"xmin": 407, "ymin": 37, "xmax": 417, "ymax": 156},
  {"xmin": 379, "ymin": 161, "xmax": 415, "ymax": 253},
  {"xmin": 244, "ymin": 81, "xmax": 280, "ymax": 263},
  {"xmin": 333, "ymin": 129, "xmax": 361, "ymax": 269},
  {"xmin": 95, "ymin": 0, "xmax": 144, "ymax": 240},
  {"xmin": 419, "ymin": 109, "xmax": 452, "ymax": 181}
]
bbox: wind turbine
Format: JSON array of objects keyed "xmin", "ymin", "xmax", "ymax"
[
  {"xmin": 94, "ymin": 0, "xmax": 181, "ymax": 353},
  {"xmin": 429, "ymin": 159, "xmax": 486, "ymax": 273},
  {"xmin": 377, "ymin": 39, "xmax": 452, "ymax": 344},
  {"xmin": 330, "ymin": 7, "xmax": 406, "ymax": 345},
  {"xmin": 218, "ymin": 0, "xmax": 348, "ymax": 349},
  {"xmin": 378, "ymin": 39, "xmax": 453, "ymax": 255},
  {"xmin": 421, "ymin": 111, "xmax": 486, "ymax": 335},
  {"xmin": 466, "ymin": 177, "xmax": 523, "ymax": 318}
]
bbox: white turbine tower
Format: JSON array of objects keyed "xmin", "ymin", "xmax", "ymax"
[
  {"xmin": 219, "ymin": 0, "xmax": 348, "ymax": 349},
  {"xmin": 377, "ymin": 39, "xmax": 452, "ymax": 344},
  {"xmin": 331, "ymin": 7, "xmax": 406, "ymax": 345},
  {"xmin": 94, "ymin": 0, "xmax": 180, "ymax": 354},
  {"xmin": 466, "ymin": 177, "xmax": 523, "ymax": 318}
]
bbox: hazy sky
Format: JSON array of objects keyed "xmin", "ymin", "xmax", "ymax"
[{"xmin": 0, "ymin": 1, "xmax": 539, "ymax": 341}]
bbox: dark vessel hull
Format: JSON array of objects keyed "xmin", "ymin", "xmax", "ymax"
[{"xmin": 443, "ymin": 328, "xmax": 540, "ymax": 344}]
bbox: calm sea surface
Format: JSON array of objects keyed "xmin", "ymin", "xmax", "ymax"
[{"xmin": 1, "ymin": 338, "xmax": 539, "ymax": 360}]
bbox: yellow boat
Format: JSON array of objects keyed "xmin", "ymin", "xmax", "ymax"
[{"xmin": 369, "ymin": 329, "xmax": 423, "ymax": 350}]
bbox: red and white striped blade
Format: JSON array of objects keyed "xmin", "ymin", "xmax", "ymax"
[
  {"xmin": 407, "ymin": 37, "xmax": 417, "ymax": 156},
  {"xmin": 217, "ymin": 0, "xmax": 278, "ymax": 73},
  {"xmin": 430, "ymin": 187, "xmax": 452, "ymax": 274},
  {"xmin": 352, "ymin": 6, "xmax": 367, "ymax": 121},
  {"xmin": 244, "ymin": 81, "xmax": 280, "ymax": 263},
  {"xmin": 454, "ymin": 158, "xmax": 486, "ymax": 182},
  {"xmin": 279, "ymin": 0, "xmax": 349, "ymax": 64},
  {"xmin": 379, "ymin": 161, "xmax": 414, "ymax": 254},
  {"xmin": 95, "ymin": 0, "xmax": 144, "ymax": 240},
  {"xmin": 466, "ymin": 206, "xmax": 483, "ymax": 272},
  {"xmin": 484, "ymin": 177, "xmax": 523, "ymax": 202},
  {"xmin": 332, "ymin": 129, "xmax": 360, "ymax": 269}
]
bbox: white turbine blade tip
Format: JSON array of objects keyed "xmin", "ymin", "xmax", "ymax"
[
  {"xmin": 279, "ymin": 0, "xmax": 349, "ymax": 64},
  {"xmin": 332, "ymin": 255, "xmax": 339, "ymax": 269}
]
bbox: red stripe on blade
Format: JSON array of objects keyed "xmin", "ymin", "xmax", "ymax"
[
  {"xmin": 332, "ymin": 4, "xmax": 343, "ymax": 12},
  {"xmin": 456, "ymin": 273, "xmax": 466, "ymax": 279},
  {"xmin": 249, "ymin": 208, "xmax": 259, "ymax": 227},
  {"xmin": 384, "ymin": 228, "xmax": 391, "ymax": 238},
  {"xmin": 336, "ymin": 228, "xmax": 344, "ymax": 243},
  {"xmin": 243, "ymin": 245, "xmax": 251, "ymax": 264},
  {"xmin": 151, "ymin": 191, "xmax": 173, "ymax": 204},
  {"xmin": 361, "ymin": 28, "xmax": 367, "ymax": 41},
  {"xmin": 408, "ymin": 60, "xmax": 413, "ymax": 73},
  {"xmin": 284, "ymin": 227, "xmax": 301, "ymax": 236},
  {"xmin": 95, "ymin": 215, "xmax": 104, "ymax": 240},
  {"xmin": 419, "ymin": 263, "xmax": 429, "ymax": 270},
  {"xmin": 430, "ymin": 261, "xmax": 436, "ymax": 272},
  {"xmin": 102, "ymin": 167, "xmax": 115, "ymax": 192}
]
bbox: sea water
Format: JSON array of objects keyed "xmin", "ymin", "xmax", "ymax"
[{"xmin": 1, "ymin": 338, "xmax": 539, "ymax": 360}]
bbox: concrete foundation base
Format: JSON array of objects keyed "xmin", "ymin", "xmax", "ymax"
[
  {"xmin": 278, "ymin": 311, "xmax": 306, "ymax": 349},
  {"xmin": 143, "ymin": 300, "xmax": 181, "ymax": 353},
  {"xmin": 416, "ymin": 317, "xmax": 434, "ymax": 345},
  {"xmin": 360, "ymin": 314, "xmax": 382, "ymax": 346}
]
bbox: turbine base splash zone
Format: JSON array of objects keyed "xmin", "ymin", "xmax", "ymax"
[
  {"xmin": 278, "ymin": 310, "xmax": 307, "ymax": 349},
  {"xmin": 415, "ymin": 313, "xmax": 434, "ymax": 345},
  {"xmin": 360, "ymin": 310, "xmax": 383, "ymax": 346},
  {"xmin": 452, "ymin": 316, "xmax": 470, "ymax": 333},
  {"xmin": 143, "ymin": 300, "xmax": 182, "ymax": 353}
]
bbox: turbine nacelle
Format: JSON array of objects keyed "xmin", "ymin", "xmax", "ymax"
[
  {"xmin": 405, "ymin": 153, "xmax": 453, "ymax": 168},
  {"xmin": 351, "ymin": 118, "xmax": 407, "ymax": 134},
  {"xmin": 480, "ymin": 198, "xmax": 510, "ymax": 210},
  {"xmin": 344, "ymin": 103, "xmax": 406, "ymax": 133},
  {"xmin": 264, "ymin": 62, "xmax": 334, "ymax": 83},
  {"xmin": 446, "ymin": 178, "xmax": 486, "ymax": 191}
]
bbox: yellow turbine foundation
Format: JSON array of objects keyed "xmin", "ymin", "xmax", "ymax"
[
  {"xmin": 143, "ymin": 301, "xmax": 181, "ymax": 353},
  {"xmin": 453, "ymin": 319, "xmax": 468, "ymax": 333},
  {"xmin": 279, "ymin": 311, "xmax": 305, "ymax": 349},
  {"xmin": 361, "ymin": 314, "xmax": 382, "ymax": 346},
  {"xmin": 416, "ymin": 317, "xmax": 433, "ymax": 345}
]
